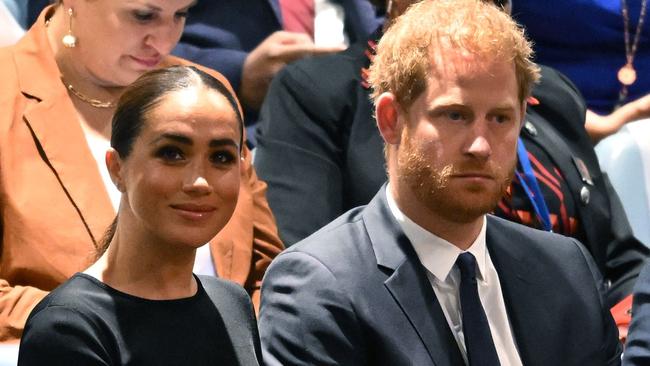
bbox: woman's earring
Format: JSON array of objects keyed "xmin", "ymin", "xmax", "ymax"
[{"xmin": 62, "ymin": 8, "xmax": 77, "ymax": 48}]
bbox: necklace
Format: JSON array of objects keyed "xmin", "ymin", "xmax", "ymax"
[
  {"xmin": 61, "ymin": 77, "xmax": 117, "ymax": 109},
  {"xmin": 617, "ymin": 0, "xmax": 647, "ymax": 107}
]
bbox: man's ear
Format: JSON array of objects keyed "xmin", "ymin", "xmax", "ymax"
[
  {"xmin": 375, "ymin": 92, "xmax": 404, "ymax": 145},
  {"xmin": 106, "ymin": 148, "xmax": 125, "ymax": 193}
]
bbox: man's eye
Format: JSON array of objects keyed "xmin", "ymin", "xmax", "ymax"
[
  {"xmin": 156, "ymin": 146, "xmax": 184, "ymax": 162},
  {"xmin": 494, "ymin": 115, "xmax": 511, "ymax": 124},
  {"xmin": 447, "ymin": 111, "xmax": 465, "ymax": 121}
]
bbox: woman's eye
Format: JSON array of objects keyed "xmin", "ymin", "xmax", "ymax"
[
  {"xmin": 156, "ymin": 146, "xmax": 184, "ymax": 162},
  {"xmin": 211, "ymin": 151, "xmax": 236, "ymax": 165},
  {"xmin": 175, "ymin": 11, "xmax": 189, "ymax": 19},
  {"xmin": 133, "ymin": 10, "xmax": 155, "ymax": 22}
]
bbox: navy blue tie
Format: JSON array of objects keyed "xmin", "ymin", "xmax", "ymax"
[{"xmin": 456, "ymin": 252, "xmax": 501, "ymax": 366}]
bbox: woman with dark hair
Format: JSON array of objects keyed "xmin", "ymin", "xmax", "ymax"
[
  {"xmin": 0, "ymin": 0, "xmax": 283, "ymax": 345},
  {"xmin": 17, "ymin": 66, "xmax": 261, "ymax": 365}
]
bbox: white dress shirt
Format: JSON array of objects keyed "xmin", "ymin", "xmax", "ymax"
[{"xmin": 386, "ymin": 186, "xmax": 523, "ymax": 366}]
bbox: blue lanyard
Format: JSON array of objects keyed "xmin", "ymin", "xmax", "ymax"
[{"xmin": 515, "ymin": 138, "xmax": 553, "ymax": 232}]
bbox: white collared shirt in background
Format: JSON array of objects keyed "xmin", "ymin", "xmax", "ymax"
[
  {"xmin": 386, "ymin": 185, "xmax": 523, "ymax": 366},
  {"xmin": 314, "ymin": 0, "xmax": 348, "ymax": 47}
]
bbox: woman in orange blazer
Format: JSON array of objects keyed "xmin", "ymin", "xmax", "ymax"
[{"xmin": 0, "ymin": 0, "xmax": 283, "ymax": 342}]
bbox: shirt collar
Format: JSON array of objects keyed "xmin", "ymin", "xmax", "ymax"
[{"xmin": 386, "ymin": 184, "xmax": 489, "ymax": 283}]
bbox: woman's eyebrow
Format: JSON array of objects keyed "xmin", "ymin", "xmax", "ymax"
[{"xmin": 151, "ymin": 133, "xmax": 192, "ymax": 146}]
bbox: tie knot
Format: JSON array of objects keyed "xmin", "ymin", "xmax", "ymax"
[{"xmin": 456, "ymin": 252, "xmax": 477, "ymax": 281}]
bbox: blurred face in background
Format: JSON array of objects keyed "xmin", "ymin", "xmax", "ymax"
[{"xmin": 62, "ymin": 0, "xmax": 195, "ymax": 87}]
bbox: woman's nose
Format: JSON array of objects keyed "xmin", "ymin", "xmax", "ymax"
[{"xmin": 182, "ymin": 175, "xmax": 213, "ymax": 196}]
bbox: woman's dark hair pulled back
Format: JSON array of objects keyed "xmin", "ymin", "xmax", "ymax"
[
  {"xmin": 111, "ymin": 65, "xmax": 244, "ymax": 160},
  {"xmin": 98, "ymin": 66, "xmax": 243, "ymax": 259}
]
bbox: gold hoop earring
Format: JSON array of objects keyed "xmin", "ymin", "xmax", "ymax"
[{"xmin": 62, "ymin": 8, "xmax": 77, "ymax": 48}]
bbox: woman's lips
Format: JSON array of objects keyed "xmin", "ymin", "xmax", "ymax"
[
  {"xmin": 130, "ymin": 55, "xmax": 161, "ymax": 68},
  {"xmin": 170, "ymin": 204, "xmax": 217, "ymax": 221}
]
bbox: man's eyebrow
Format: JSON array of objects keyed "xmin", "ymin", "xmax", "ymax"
[{"xmin": 491, "ymin": 106, "xmax": 517, "ymax": 112}]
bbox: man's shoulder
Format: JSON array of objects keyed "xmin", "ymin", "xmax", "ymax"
[
  {"xmin": 489, "ymin": 214, "xmax": 587, "ymax": 253},
  {"xmin": 487, "ymin": 215, "xmax": 594, "ymax": 270},
  {"xmin": 277, "ymin": 42, "xmax": 367, "ymax": 88},
  {"xmin": 285, "ymin": 206, "xmax": 370, "ymax": 259}
]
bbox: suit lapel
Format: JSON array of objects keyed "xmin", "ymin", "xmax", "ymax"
[
  {"xmin": 486, "ymin": 217, "xmax": 556, "ymax": 365},
  {"xmin": 267, "ymin": 0, "xmax": 283, "ymax": 27},
  {"xmin": 364, "ymin": 188, "xmax": 464, "ymax": 366},
  {"xmin": 14, "ymin": 9, "xmax": 114, "ymax": 244}
]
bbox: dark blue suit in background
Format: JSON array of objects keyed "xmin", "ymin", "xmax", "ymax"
[
  {"xmin": 172, "ymin": 0, "xmax": 383, "ymax": 98},
  {"xmin": 623, "ymin": 261, "xmax": 650, "ymax": 365}
]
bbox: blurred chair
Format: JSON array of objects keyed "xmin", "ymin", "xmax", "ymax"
[{"xmin": 596, "ymin": 119, "xmax": 650, "ymax": 247}]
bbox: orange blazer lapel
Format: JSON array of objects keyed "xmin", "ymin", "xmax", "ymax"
[{"xmin": 13, "ymin": 10, "xmax": 115, "ymax": 246}]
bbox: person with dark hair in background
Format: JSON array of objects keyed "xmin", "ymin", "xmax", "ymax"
[
  {"xmin": 0, "ymin": 0, "xmax": 283, "ymax": 347},
  {"xmin": 18, "ymin": 66, "xmax": 262, "ymax": 365},
  {"xmin": 254, "ymin": 0, "xmax": 648, "ymax": 318},
  {"xmin": 259, "ymin": 1, "xmax": 621, "ymax": 365}
]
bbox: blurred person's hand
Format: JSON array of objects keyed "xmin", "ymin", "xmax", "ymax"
[
  {"xmin": 239, "ymin": 31, "xmax": 345, "ymax": 111},
  {"xmin": 587, "ymin": 94, "xmax": 650, "ymax": 143}
]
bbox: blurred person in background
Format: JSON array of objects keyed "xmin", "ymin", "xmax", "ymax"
[
  {"xmin": 171, "ymin": 0, "xmax": 384, "ymax": 142},
  {"xmin": 0, "ymin": 0, "xmax": 283, "ymax": 347},
  {"xmin": 512, "ymin": 0, "xmax": 650, "ymax": 143}
]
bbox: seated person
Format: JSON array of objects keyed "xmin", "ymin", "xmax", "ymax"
[
  {"xmin": 254, "ymin": 0, "xmax": 648, "ymax": 309},
  {"xmin": 171, "ymin": 0, "xmax": 383, "ymax": 130},
  {"xmin": 511, "ymin": 0, "xmax": 650, "ymax": 143},
  {"xmin": 623, "ymin": 259, "xmax": 650, "ymax": 365},
  {"xmin": 18, "ymin": 66, "xmax": 262, "ymax": 365},
  {"xmin": 0, "ymin": 0, "xmax": 282, "ymax": 344},
  {"xmin": 259, "ymin": 1, "xmax": 621, "ymax": 364}
]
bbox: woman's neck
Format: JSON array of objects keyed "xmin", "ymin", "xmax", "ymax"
[
  {"xmin": 85, "ymin": 222, "xmax": 198, "ymax": 300},
  {"xmin": 45, "ymin": 6, "xmax": 123, "ymax": 112}
]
